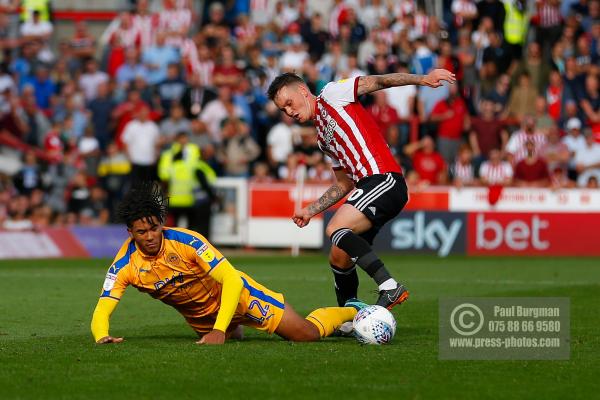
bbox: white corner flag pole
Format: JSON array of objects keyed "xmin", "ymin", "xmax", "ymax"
[{"xmin": 292, "ymin": 162, "xmax": 307, "ymax": 257}]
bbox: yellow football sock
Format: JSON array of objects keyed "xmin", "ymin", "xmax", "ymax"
[{"xmin": 306, "ymin": 307, "xmax": 357, "ymax": 338}]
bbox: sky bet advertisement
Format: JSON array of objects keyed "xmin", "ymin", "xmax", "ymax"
[{"xmin": 324, "ymin": 211, "xmax": 600, "ymax": 256}]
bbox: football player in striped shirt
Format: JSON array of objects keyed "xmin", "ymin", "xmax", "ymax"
[
  {"xmin": 268, "ymin": 69, "xmax": 455, "ymax": 309},
  {"xmin": 91, "ymin": 182, "xmax": 363, "ymax": 345}
]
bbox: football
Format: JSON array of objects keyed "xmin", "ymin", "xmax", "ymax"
[{"xmin": 353, "ymin": 305, "xmax": 397, "ymax": 345}]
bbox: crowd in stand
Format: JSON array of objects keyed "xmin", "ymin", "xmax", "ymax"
[{"xmin": 0, "ymin": 0, "xmax": 599, "ymax": 230}]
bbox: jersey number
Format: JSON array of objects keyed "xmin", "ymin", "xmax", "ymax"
[
  {"xmin": 248, "ymin": 300, "xmax": 270, "ymax": 317},
  {"xmin": 348, "ymin": 189, "xmax": 364, "ymax": 201}
]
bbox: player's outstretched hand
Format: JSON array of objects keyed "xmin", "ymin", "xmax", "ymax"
[
  {"xmin": 421, "ymin": 69, "xmax": 456, "ymax": 88},
  {"xmin": 293, "ymin": 208, "xmax": 312, "ymax": 228},
  {"xmin": 96, "ymin": 336, "xmax": 124, "ymax": 344},
  {"xmin": 197, "ymin": 329, "xmax": 226, "ymax": 345}
]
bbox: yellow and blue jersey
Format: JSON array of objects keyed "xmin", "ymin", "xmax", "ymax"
[{"xmin": 96, "ymin": 227, "xmax": 285, "ymax": 337}]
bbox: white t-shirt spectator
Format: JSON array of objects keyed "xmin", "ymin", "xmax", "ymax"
[
  {"xmin": 79, "ymin": 71, "xmax": 109, "ymax": 101},
  {"xmin": 479, "ymin": 161, "xmax": 513, "ymax": 185},
  {"xmin": 20, "ymin": 20, "xmax": 53, "ymax": 37},
  {"xmin": 574, "ymin": 142, "xmax": 600, "ymax": 187},
  {"xmin": 122, "ymin": 119, "xmax": 160, "ymax": 165},
  {"xmin": 267, "ymin": 122, "xmax": 295, "ymax": 164},
  {"xmin": 562, "ymin": 134, "xmax": 586, "ymax": 168},
  {"xmin": 199, "ymin": 100, "xmax": 243, "ymax": 143},
  {"xmin": 385, "ymin": 85, "xmax": 417, "ymax": 119},
  {"xmin": 279, "ymin": 49, "xmax": 308, "ymax": 71}
]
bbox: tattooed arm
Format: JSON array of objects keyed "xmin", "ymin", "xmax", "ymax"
[
  {"xmin": 356, "ymin": 69, "xmax": 457, "ymax": 97},
  {"xmin": 292, "ymin": 170, "xmax": 354, "ymax": 228}
]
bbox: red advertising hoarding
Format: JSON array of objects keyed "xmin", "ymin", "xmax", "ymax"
[{"xmin": 467, "ymin": 212, "xmax": 600, "ymax": 256}]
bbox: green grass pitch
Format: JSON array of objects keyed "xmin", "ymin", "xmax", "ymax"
[{"xmin": 1, "ymin": 255, "xmax": 599, "ymax": 399}]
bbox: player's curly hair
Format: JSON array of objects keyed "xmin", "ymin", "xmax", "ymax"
[
  {"xmin": 117, "ymin": 181, "xmax": 169, "ymax": 228},
  {"xmin": 267, "ymin": 72, "xmax": 305, "ymax": 100}
]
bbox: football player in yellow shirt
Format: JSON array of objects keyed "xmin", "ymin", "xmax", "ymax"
[{"xmin": 91, "ymin": 182, "xmax": 365, "ymax": 344}]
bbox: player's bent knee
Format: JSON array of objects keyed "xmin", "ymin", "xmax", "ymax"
[{"xmin": 329, "ymin": 246, "xmax": 352, "ymax": 268}]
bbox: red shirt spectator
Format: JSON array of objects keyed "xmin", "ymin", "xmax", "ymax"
[
  {"xmin": 514, "ymin": 141, "xmax": 551, "ymax": 187},
  {"xmin": 367, "ymin": 92, "xmax": 400, "ymax": 135},
  {"xmin": 405, "ymin": 136, "xmax": 447, "ymax": 185},
  {"xmin": 430, "ymin": 86, "xmax": 468, "ymax": 140},
  {"xmin": 469, "ymin": 98, "xmax": 509, "ymax": 158}
]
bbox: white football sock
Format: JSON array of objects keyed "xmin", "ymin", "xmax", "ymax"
[{"xmin": 378, "ymin": 278, "xmax": 398, "ymax": 291}]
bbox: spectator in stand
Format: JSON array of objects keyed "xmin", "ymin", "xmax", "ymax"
[
  {"xmin": 504, "ymin": 72, "xmax": 538, "ymax": 124},
  {"xmin": 277, "ymin": 153, "xmax": 301, "ymax": 182},
  {"xmin": 180, "ymin": 73, "xmax": 217, "ymax": 120},
  {"xmin": 217, "ymin": 118, "xmax": 261, "ymax": 177},
  {"xmin": 17, "ymin": 86, "xmax": 50, "ymax": 148},
  {"xmin": 429, "ymin": 83, "xmax": 469, "ymax": 165},
  {"xmin": 13, "ymin": 151, "xmax": 43, "ymax": 195},
  {"xmin": 69, "ymin": 20, "xmax": 96, "ymax": 62},
  {"xmin": 307, "ymin": 159, "xmax": 336, "ymax": 184},
  {"xmin": 266, "ymin": 113, "xmax": 297, "ymax": 172},
  {"xmin": 479, "ymin": 148, "xmax": 514, "ymax": 186},
  {"xmin": 293, "ymin": 127, "xmax": 322, "ymax": 167},
  {"xmin": 513, "ymin": 140, "xmax": 551, "ymax": 187},
  {"xmin": 78, "ymin": 59, "xmax": 109, "ymax": 102},
  {"xmin": 159, "ymin": 103, "xmax": 191, "ymax": 146},
  {"xmin": 367, "ymin": 91, "xmax": 400, "ymax": 137},
  {"xmin": 213, "ymin": 46, "xmax": 244, "ymax": 88},
  {"xmin": 142, "ymin": 32, "xmax": 180, "ymax": 86},
  {"xmin": 22, "ymin": 65, "xmax": 55, "ymax": 111},
  {"xmin": 111, "ymin": 89, "xmax": 154, "ymax": 145},
  {"xmin": 580, "ymin": 73, "xmax": 600, "ymax": 140},
  {"xmin": 79, "ymin": 185, "xmax": 110, "ymax": 226},
  {"xmin": 66, "ymin": 170, "xmax": 91, "ymax": 220},
  {"xmin": 250, "ymin": 162, "xmax": 275, "ymax": 183},
  {"xmin": 533, "ymin": 0, "xmax": 563, "ymax": 60},
  {"xmin": 2, "ymin": 194, "xmax": 33, "ymax": 231},
  {"xmin": 574, "ymin": 130, "xmax": 600, "ymax": 187},
  {"xmin": 505, "ymin": 115, "xmax": 547, "ymax": 164},
  {"xmin": 189, "ymin": 119, "xmax": 216, "ymax": 164},
  {"xmin": 513, "ymin": 42, "xmax": 550, "ymax": 95},
  {"xmin": 20, "ymin": 10, "xmax": 53, "ymax": 63},
  {"xmin": 97, "ymin": 141, "xmax": 130, "ymax": 220},
  {"xmin": 562, "ymin": 117, "xmax": 587, "ymax": 179},
  {"xmin": 280, "ymin": 34, "xmax": 309, "ymax": 73},
  {"xmin": 546, "ymin": 69, "xmax": 573, "ymax": 125},
  {"xmin": 534, "ymin": 96, "xmax": 555, "ymax": 135},
  {"xmin": 121, "ymin": 105, "xmax": 160, "ymax": 181},
  {"xmin": 451, "ymin": 144, "xmax": 478, "ymax": 187},
  {"xmin": 562, "ymin": 57, "xmax": 585, "ymax": 106},
  {"xmin": 404, "ymin": 135, "xmax": 448, "ymax": 186},
  {"xmin": 87, "ymin": 81, "xmax": 115, "ymax": 151},
  {"xmin": 116, "ymin": 48, "xmax": 149, "ymax": 91},
  {"xmin": 301, "ymin": 12, "xmax": 330, "ymax": 62},
  {"xmin": 157, "ymin": 63, "xmax": 186, "ymax": 113},
  {"xmin": 480, "ymin": 32, "xmax": 511, "ymax": 93},
  {"xmin": 384, "ymin": 62, "xmax": 417, "ymax": 145},
  {"xmin": 469, "ymin": 98, "xmax": 509, "ymax": 162},
  {"xmin": 550, "ymin": 166, "xmax": 576, "ymax": 189},
  {"xmin": 540, "ymin": 125, "xmax": 570, "ymax": 173},
  {"xmin": 486, "ymin": 73, "xmax": 511, "ymax": 116},
  {"xmin": 78, "ymin": 126, "xmax": 101, "ymax": 176},
  {"xmin": 199, "ymin": 85, "xmax": 244, "ymax": 144},
  {"xmin": 574, "ymin": 36, "xmax": 595, "ymax": 75}
]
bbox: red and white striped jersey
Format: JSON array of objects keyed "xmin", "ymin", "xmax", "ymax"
[
  {"xmin": 479, "ymin": 161, "xmax": 513, "ymax": 184},
  {"xmin": 505, "ymin": 130, "xmax": 547, "ymax": 163},
  {"xmin": 452, "ymin": 161, "xmax": 475, "ymax": 184},
  {"xmin": 313, "ymin": 77, "xmax": 402, "ymax": 182},
  {"xmin": 133, "ymin": 13, "xmax": 157, "ymax": 48}
]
